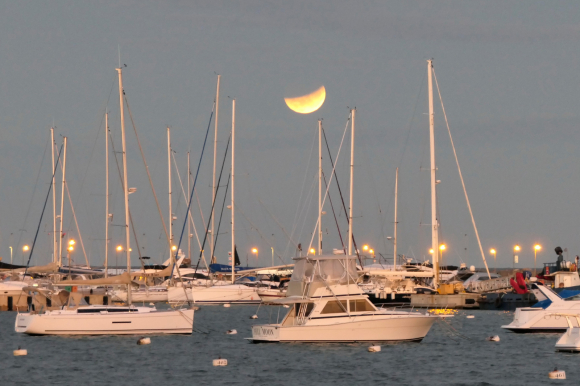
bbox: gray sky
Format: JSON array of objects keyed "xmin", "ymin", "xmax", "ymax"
[{"xmin": 2, "ymin": 1, "xmax": 580, "ymax": 270}]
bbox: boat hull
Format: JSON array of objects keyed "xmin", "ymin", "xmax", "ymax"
[
  {"xmin": 15, "ymin": 308, "xmax": 194, "ymax": 335},
  {"xmin": 250, "ymin": 314, "xmax": 436, "ymax": 342},
  {"xmin": 168, "ymin": 285, "xmax": 260, "ymax": 304},
  {"xmin": 502, "ymin": 307, "xmax": 579, "ymax": 333}
]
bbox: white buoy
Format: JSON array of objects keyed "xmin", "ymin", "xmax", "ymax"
[
  {"xmin": 13, "ymin": 347, "xmax": 27, "ymax": 356},
  {"xmin": 213, "ymin": 358, "xmax": 228, "ymax": 366},
  {"xmin": 250, "ymin": 314, "xmax": 258, "ymax": 319},
  {"xmin": 226, "ymin": 329, "xmax": 237, "ymax": 335},
  {"xmin": 283, "ymin": 305, "xmax": 290, "ymax": 308},
  {"xmin": 466, "ymin": 315, "xmax": 475, "ymax": 319},
  {"xmin": 223, "ymin": 304, "xmax": 231, "ymax": 308},
  {"xmin": 486, "ymin": 335, "xmax": 500, "ymax": 342},
  {"xmin": 548, "ymin": 368, "xmax": 566, "ymax": 380},
  {"xmin": 137, "ymin": 337, "xmax": 151, "ymax": 345},
  {"xmin": 368, "ymin": 345, "xmax": 381, "ymax": 353}
]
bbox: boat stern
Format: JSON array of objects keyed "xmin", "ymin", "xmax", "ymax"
[
  {"xmin": 250, "ymin": 324, "xmax": 281, "ymax": 342},
  {"xmin": 15, "ymin": 313, "xmax": 36, "ymax": 334}
]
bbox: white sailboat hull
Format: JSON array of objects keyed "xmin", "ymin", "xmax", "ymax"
[
  {"xmin": 168, "ymin": 284, "xmax": 260, "ymax": 304},
  {"xmin": 15, "ymin": 308, "xmax": 194, "ymax": 335},
  {"xmin": 251, "ymin": 314, "xmax": 436, "ymax": 342},
  {"xmin": 111, "ymin": 288, "xmax": 168, "ymax": 303}
]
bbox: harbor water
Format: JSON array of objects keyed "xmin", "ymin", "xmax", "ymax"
[{"xmin": 0, "ymin": 307, "xmax": 577, "ymax": 385}]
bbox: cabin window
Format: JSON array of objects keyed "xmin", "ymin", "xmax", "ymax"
[
  {"xmin": 349, "ymin": 299, "xmax": 375, "ymax": 312},
  {"xmin": 320, "ymin": 300, "xmax": 347, "ymax": 314},
  {"xmin": 293, "ymin": 303, "xmax": 315, "ymax": 317}
]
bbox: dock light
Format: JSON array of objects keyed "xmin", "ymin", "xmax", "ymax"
[
  {"xmin": 67, "ymin": 245, "xmax": 74, "ymax": 252},
  {"xmin": 171, "ymin": 245, "xmax": 177, "ymax": 251},
  {"xmin": 309, "ymin": 248, "xmax": 316, "ymax": 255},
  {"xmin": 429, "ymin": 248, "xmax": 434, "ymax": 254},
  {"xmin": 513, "ymin": 245, "xmax": 520, "ymax": 268},
  {"xmin": 22, "ymin": 245, "xmax": 30, "ymax": 252},
  {"xmin": 534, "ymin": 244, "xmax": 542, "ymax": 277},
  {"xmin": 252, "ymin": 248, "xmax": 258, "ymax": 254},
  {"xmin": 363, "ymin": 245, "xmax": 369, "ymax": 251},
  {"xmin": 439, "ymin": 244, "xmax": 446, "ymax": 251},
  {"xmin": 116, "ymin": 245, "xmax": 123, "ymax": 252},
  {"xmin": 68, "ymin": 240, "xmax": 75, "ymax": 246},
  {"xmin": 490, "ymin": 249, "xmax": 497, "ymax": 273}
]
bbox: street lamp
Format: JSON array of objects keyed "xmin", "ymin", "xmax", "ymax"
[
  {"xmin": 252, "ymin": 248, "xmax": 258, "ymax": 262},
  {"xmin": 23, "ymin": 245, "xmax": 30, "ymax": 252},
  {"xmin": 439, "ymin": 244, "xmax": 446, "ymax": 269},
  {"xmin": 534, "ymin": 244, "xmax": 542, "ymax": 277},
  {"xmin": 363, "ymin": 245, "xmax": 369, "ymax": 252},
  {"xmin": 429, "ymin": 248, "xmax": 434, "ymax": 254},
  {"xmin": 116, "ymin": 245, "xmax": 123, "ymax": 274},
  {"xmin": 309, "ymin": 248, "xmax": 316, "ymax": 255},
  {"xmin": 490, "ymin": 248, "xmax": 497, "ymax": 274},
  {"xmin": 513, "ymin": 245, "xmax": 520, "ymax": 269},
  {"xmin": 171, "ymin": 245, "xmax": 177, "ymax": 252}
]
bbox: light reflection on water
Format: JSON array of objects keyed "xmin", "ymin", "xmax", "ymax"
[{"xmin": 0, "ymin": 306, "xmax": 577, "ymax": 385}]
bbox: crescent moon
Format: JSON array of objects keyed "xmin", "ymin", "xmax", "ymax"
[{"xmin": 284, "ymin": 86, "xmax": 326, "ymax": 114}]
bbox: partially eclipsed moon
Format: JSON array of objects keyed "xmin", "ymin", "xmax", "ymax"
[{"xmin": 284, "ymin": 86, "xmax": 326, "ymax": 114}]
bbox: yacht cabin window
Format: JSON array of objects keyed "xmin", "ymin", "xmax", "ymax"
[
  {"xmin": 320, "ymin": 300, "xmax": 347, "ymax": 314},
  {"xmin": 349, "ymin": 299, "xmax": 375, "ymax": 312}
]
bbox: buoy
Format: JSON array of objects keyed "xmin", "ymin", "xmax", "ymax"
[
  {"xmin": 486, "ymin": 335, "xmax": 500, "ymax": 342},
  {"xmin": 13, "ymin": 347, "xmax": 27, "ymax": 357},
  {"xmin": 283, "ymin": 305, "xmax": 290, "ymax": 308},
  {"xmin": 368, "ymin": 345, "xmax": 381, "ymax": 352},
  {"xmin": 250, "ymin": 314, "xmax": 258, "ymax": 319},
  {"xmin": 213, "ymin": 358, "xmax": 228, "ymax": 366},
  {"xmin": 548, "ymin": 368, "xmax": 566, "ymax": 379},
  {"xmin": 149, "ymin": 302, "xmax": 154, "ymax": 306},
  {"xmin": 137, "ymin": 337, "xmax": 151, "ymax": 345},
  {"xmin": 466, "ymin": 315, "xmax": 475, "ymax": 319},
  {"xmin": 226, "ymin": 329, "xmax": 237, "ymax": 335},
  {"xmin": 223, "ymin": 304, "xmax": 231, "ymax": 308}
]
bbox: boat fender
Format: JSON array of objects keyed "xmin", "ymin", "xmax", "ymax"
[
  {"xmin": 548, "ymin": 368, "xmax": 566, "ymax": 380},
  {"xmin": 368, "ymin": 345, "xmax": 381, "ymax": 352},
  {"xmin": 223, "ymin": 304, "xmax": 231, "ymax": 308},
  {"xmin": 391, "ymin": 292, "xmax": 395, "ymax": 300},
  {"xmin": 213, "ymin": 357, "xmax": 228, "ymax": 367},
  {"xmin": 486, "ymin": 335, "xmax": 500, "ymax": 342},
  {"xmin": 226, "ymin": 329, "xmax": 237, "ymax": 335},
  {"xmin": 466, "ymin": 315, "xmax": 475, "ymax": 319},
  {"xmin": 283, "ymin": 305, "xmax": 290, "ymax": 308},
  {"xmin": 250, "ymin": 314, "xmax": 258, "ymax": 319},
  {"xmin": 137, "ymin": 337, "xmax": 151, "ymax": 345},
  {"xmin": 13, "ymin": 347, "xmax": 27, "ymax": 356}
]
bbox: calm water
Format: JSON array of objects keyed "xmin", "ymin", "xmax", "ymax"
[{"xmin": 0, "ymin": 307, "xmax": 577, "ymax": 385}]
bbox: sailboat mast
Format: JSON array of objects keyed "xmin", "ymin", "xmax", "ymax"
[
  {"xmin": 51, "ymin": 128, "xmax": 57, "ymax": 265},
  {"xmin": 187, "ymin": 151, "xmax": 191, "ymax": 263},
  {"xmin": 318, "ymin": 119, "xmax": 322, "ymax": 256},
  {"xmin": 168, "ymin": 127, "xmax": 173, "ymax": 265},
  {"xmin": 348, "ymin": 109, "xmax": 355, "ymax": 256},
  {"xmin": 231, "ymin": 99, "xmax": 235, "ymax": 284},
  {"xmin": 211, "ymin": 75, "xmax": 220, "ymax": 265},
  {"xmin": 105, "ymin": 112, "xmax": 109, "ymax": 278},
  {"xmin": 428, "ymin": 59, "xmax": 440, "ymax": 288},
  {"xmin": 394, "ymin": 167, "xmax": 398, "ymax": 270},
  {"xmin": 117, "ymin": 67, "xmax": 131, "ymax": 304},
  {"xmin": 58, "ymin": 136, "xmax": 67, "ymax": 267}
]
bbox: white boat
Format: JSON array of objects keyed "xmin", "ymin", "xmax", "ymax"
[
  {"xmin": 502, "ymin": 284, "xmax": 580, "ymax": 333},
  {"xmin": 551, "ymin": 314, "xmax": 580, "ymax": 352},
  {"xmin": 249, "ymin": 255, "xmax": 442, "ymax": 343},
  {"xmin": 257, "ymin": 287, "xmax": 286, "ymax": 302},
  {"xmin": 15, "ymin": 304, "xmax": 193, "ymax": 335},
  {"xmin": 167, "ymin": 283, "xmax": 260, "ymax": 304},
  {"xmin": 111, "ymin": 285, "xmax": 169, "ymax": 303}
]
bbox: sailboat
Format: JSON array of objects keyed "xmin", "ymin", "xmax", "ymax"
[{"xmin": 15, "ymin": 67, "xmax": 194, "ymax": 335}]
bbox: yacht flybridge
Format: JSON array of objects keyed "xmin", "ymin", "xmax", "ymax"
[{"xmin": 249, "ymin": 255, "xmax": 442, "ymax": 343}]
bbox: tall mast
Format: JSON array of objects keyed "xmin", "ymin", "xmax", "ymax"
[
  {"xmin": 211, "ymin": 75, "xmax": 220, "ymax": 265},
  {"xmin": 117, "ymin": 67, "xmax": 131, "ymax": 304},
  {"xmin": 231, "ymin": 99, "xmax": 235, "ymax": 284},
  {"xmin": 187, "ymin": 151, "xmax": 191, "ymax": 263},
  {"xmin": 428, "ymin": 59, "xmax": 440, "ymax": 288},
  {"xmin": 58, "ymin": 136, "xmax": 67, "ymax": 267},
  {"xmin": 51, "ymin": 128, "xmax": 57, "ymax": 265},
  {"xmin": 168, "ymin": 127, "xmax": 173, "ymax": 265},
  {"xmin": 348, "ymin": 109, "xmax": 355, "ymax": 256},
  {"xmin": 318, "ymin": 120, "xmax": 322, "ymax": 255},
  {"xmin": 394, "ymin": 167, "xmax": 398, "ymax": 270},
  {"xmin": 105, "ymin": 111, "xmax": 109, "ymax": 278}
]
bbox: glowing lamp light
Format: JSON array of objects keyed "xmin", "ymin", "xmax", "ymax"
[
  {"xmin": 252, "ymin": 248, "xmax": 258, "ymax": 254},
  {"xmin": 514, "ymin": 245, "xmax": 520, "ymax": 252},
  {"xmin": 309, "ymin": 248, "xmax": 316, "ymax": 254},
  {"xmin": 369, "ymin": 249, "xmax": 374, "ymax": 255},
  {"xmin": 439, "ymin": 244, "xmax": 446, "ymax": 251},
  {"xmin": 22, "ymin": 245, "xmax": 30, "ymax": 252},
  {"xmin": 363, "ymin": 245, "xmax": 369, "ymax": 251},
  {"xmin": 490, "ymin": 248, "xmax": 496, "ymax": 254},
  {"xmin": 429, "ymin": 248, "xmax": 434, "ymax": 254},
  {"xmin": 534, "ymin": 244, "xmax": 542, "ymax": 251},
  {"xmin": 67, "ymin": 245, "xmax": 74, "ymax": 252},
  {"xmin": 68, "ymin": 240, "xmax": 75, "ymax": 246},
  {"xmin": 171, "ymin": 245, "xmax": 177, "ymax": 251},
  {"xmin": 116, "ymin": 245, "xmax": 123, "ymax": 252}
]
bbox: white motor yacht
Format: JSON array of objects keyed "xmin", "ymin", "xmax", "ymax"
[
  {"xmin": 250, "ymin": 255, "xmax": 442, "ymax": 343},
  {"xmin": 502, "ymin": 284, "xmax": 580, "ymax": 333}
]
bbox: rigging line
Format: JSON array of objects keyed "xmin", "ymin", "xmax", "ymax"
[
  {"xmin": 65, "ymin": 76, "xmax": 117, "ymax": 234},
  {"xmin": 283, "ymin": 127, "xmax": 318, "ymax": 258},
  {"xmin": 321, "ymin": 170, "xmax": 346, "ymax": 254},
  {"xmin": 432, "ymin": 69, "xmax": 491, "ymax": 279},
  {"xmin": 235, "ymin": 204, "xmax": 285, "ymax": 261},
  {"xmin": 22, "ymin": 144, "xmax": 63, "ymax": 277},
  {"xmin": 124, "ymin": 94, "xmax": 171, "ymax": 247},
  {"xmin": 257, "ymin": 198, "xmax": 298, "ymax": 249},
  {"xmin": 294, "ymin": 174, "xmax": 318, "ymax": 253},
  {"xmin": 172, "ymin": 151, "xmax": 205, "ymax": 256},
  {"xmin": 107, "ymin": 130, "xmax": 145, "ymax": 270},
  {"xmin": 15, "ymin": 134, "xmax": 50, "ymax": 254},
  {"xmin": 212, "ymin": 173, "xmax": 231, "ymax": 257},
  {"xmin": 190, "ymin": 133, "xmax": 231, "ymax": 278}
]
